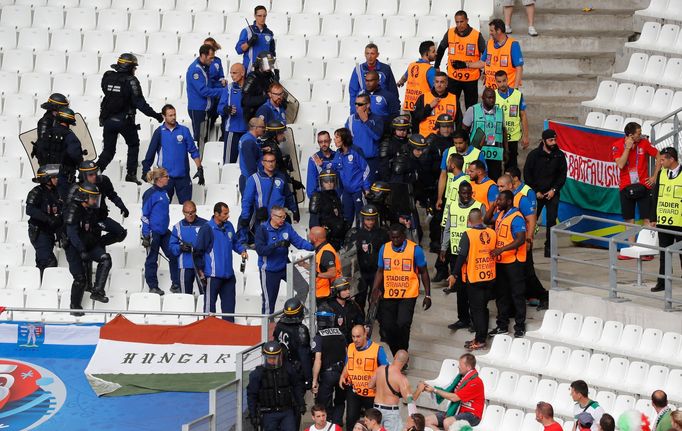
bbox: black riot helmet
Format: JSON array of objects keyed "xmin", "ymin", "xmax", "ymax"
[
  {"xmin": 254, "ymin": 51, "xmax": 276, "ymax": 73},
  {"xmin": 74, "ymin": 182, "xmax": 101, "ymax": 208},
  {"xmin": 279, "ymin": 298, "xmax": 304, "ymax": 324},
  {"xmin": 315, "ymin": 302, "xmax": 336, "ymax": 330},
  {"xmin": 408, "ymin": 133, "xmax": 428, "ymax": 151},
  {"xmin": 359, "ymin": 204, "xmax": 380, "ymax": 227},
  {"xmin": 391, "ymin": 116, "xmax": 411, "ymax": 136},
  {"xmin": 78, "ymin": 160, "xmax": 101, "ymax": 184},
  {"xmin": 56, "ymin": 107, "xmax": 77, "ymax": 126},
  {"xmin": 261, "ymin": 340, "xmax": 284, "ymax": 369},
  {"xmin": 434, "ymin": 113, "xmax": 454, "ymax": 130},
  {"xmin": 318, "ymin": 169, "xmax": 338, "ymax": 191},
  {"xmin": 265, "ymin": 120, "xmax": 286, "ymax": 141},
  {"xmin": 111, "ymin": 53, "xmax": 139, "ymax": 73},
  {"xmin": 33, "ymin": 164, "xmax": 60, "ymax": 184},
  {"xmin": 331, "ymin": 277, "xmax": 351, "ymax": 299},
  {"xmin": 40, "ymin": 93, "xmax": 69, "ymax": 111},
  {"xmin": 366, "ymin": 181, "xmax": 391, "ymax": 205}
]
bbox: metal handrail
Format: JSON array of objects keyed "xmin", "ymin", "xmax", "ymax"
[
  {"xmin": 1, "ymin": 307, "xmax": 283, "ymax": 318},
  {"xmin": 550, "ymin": 215, "xmax": 682, "ymax": 311}
]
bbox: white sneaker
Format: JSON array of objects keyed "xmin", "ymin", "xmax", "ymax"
[
  {"xmin": 528, "ymin": 26, "xmax": 538, "ymax": 36},
  {"xmin": 505, "ymin": 25, "xmax": 512, "ymax": 34}
]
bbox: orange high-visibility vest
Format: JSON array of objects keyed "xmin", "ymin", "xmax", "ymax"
[
  {"xmin": 471, "ymin": 178, "xmax": 496, "ymax": 211},
  {"xmin": 484, "ymin": 36, "xmax": 517, "ymax": 89},
  {"xmin": 315, "ymin": 243, "xmax": 341, "ymax": 298},
  {"xmin": 447, "ymin": 27, "xmax": 481, "ymax": 82},
  {"xmin": 494, "ymin": 209, "xmax": 527, "ymax": 263},
  {"xmin": 462, "ymin": 227, "xmax": 497, "ymax": 283},
  {"xmin": 403, "ymin": 61, "xmax": 433, "ymax": 111},
  {"xmin": 420, "ymin": 92, "xmax": 458, "ymax": 137},
  {"xmin": 382, "ymin": 240, "xmax": 420, "ymax": 299},
  {"xmin": 347, "ymin": 341, "xmax": 380, "ymax": 397}
]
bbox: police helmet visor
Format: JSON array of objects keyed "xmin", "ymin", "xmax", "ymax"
[
  {"xmin": 360, "ymin": 207, "xmax": 379, "ymax": 228},
  {"xmin": 78, "ymin": 186, "xmax": 101, "ymax": 208},
  {"xmin": 318, "ymin": 172, "xmax": 338, "ymax": 191},
  {"xmin": 263, "ymin": 350, "xmax": 283, "ymax": 369},
  {"xmin": 315, "ymin": 310, "xmax": 336, "ymax": 328},
  {"xmin": 259, "ymin": 55, "xmax": 276, "ymax": 72}
]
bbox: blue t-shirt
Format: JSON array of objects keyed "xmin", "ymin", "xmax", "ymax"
[
  {"xmin": 497, "ymin": 88, "xmax": 527, "ymax": 110},
  {"xmin": 440, "ymin": 145, "xmax": 486, "ymax": 171},
  {"xmin": 377, "ymin": 240, "xmax": 427, "ymax": 268},
  {"xmin": 514, "ymin": 184, "xmax": 537, "ymax": 218},
  {"xmin": 480, "ymin": 39, "xmax": 524, "ymax": 67},
  {"xmin": 495, "ymin": 208, "xmax": 527, "ymax": 237}
]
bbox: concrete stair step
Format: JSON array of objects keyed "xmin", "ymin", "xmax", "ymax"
[
  {"xmin": 509, "ymin": 9, "xmax": 634, "ymax": 33},
  {"xmin": 518, "ymin": 77, "xmax": 598, "ymax": 98},
  {"xmin": 521, "ymin": 56, "xmax": 614, "ymax": 77},
  {"xmin": 502, "ymin": 0, "xmax": 648, "ymax": 10},
  {"xmin": 513, "ymin": 34, "xmax": 629, "ymax": 54}
]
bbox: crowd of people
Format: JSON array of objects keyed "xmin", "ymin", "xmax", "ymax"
[{"xmin": 20, "ymin": 2, "xmax": 682, "ymax": 431}]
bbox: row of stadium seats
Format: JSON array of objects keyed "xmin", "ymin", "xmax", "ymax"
[
  {"xmin": 635, "ymin": 0, "xmax": 682, "ymax": 23},
  {"xmin": 614, "ymin": 52, "xmax": 682, "ymax": 88},
  {"xmin": 583, "ymin": 112, "xmax": 675, "ymax": 136},
  {"xmin": 582, "ymin": 80, "xmax": 682, "ymax": 118},
  {"xmin": 0, "ymin": 0, "xmax": 492, "ymax": 22},
  {"xmin": 626, "ymin": 22, "xmax": 682, "ymax": 55},
  {"xmin": 473, "ymin": 404, "xmax": 572, "ymax": 431},
  {"xmin": 479, "ymin": 335, "xmax": 682, "ymax": 401}
]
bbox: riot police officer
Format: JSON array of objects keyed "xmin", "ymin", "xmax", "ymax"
[
  {"xmin": 64, "ymin": 183, "xmax": 111, "ymax": 314},
  {"xmin": 26, "ymin": 165, "xmax": 62, "ymax": 278},
  {"xmin": 37, "ymin": 93, "xmax": 69, "ymax": 140},
  {"xmin": 309, "ymin": 170, "xmax": 345, "ymax": 250},
  {"xmin": 378, "ymin": 116, "xmax": 410, "ymax": 181},
  {"xmin": 98, "ymin": 53, "xmax": 163, "ymax": 185},
  {"xmin": 326, "ymin": 277, "xmax": 364, "ymax": 345},
  {"xmin": 348, "ymin": 205, "xmax": 389, "ymax": 311},
  {"xmin": 68, "ymin": 161, "xmax": 128, "ymax": 247},
  {"xmin": 365, "ymin": 181, "xmax": 394, "ymax": 229},
  {"xmin": 261, "ymin": 120, "xmax": 304, "ymax": 195},
  {"xmin": 247, "ymin": 340, "xmax": 305, "ymax": 431},
  {"xmin": 311, "ymin": 302, "xmax": 347, "ymax": 426},
  {"xmin": 242, "ymin": 52, "xmax": 280, "ymax": 121},
  {"xmin": 273, "ymin": 298, "xmax": 313, "ymax": 390},
  {"xmin": 32, "ymin": 107, "xmax": 84, "ymax": 201}
]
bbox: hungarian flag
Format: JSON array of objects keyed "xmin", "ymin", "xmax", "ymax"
[
  {"xmin": 549, "ymin": 120, "xmax": 622, "ymax": 214},
  {"xmin": 85, "ymin": 315, "xmax": 261, "ymax": 397}
]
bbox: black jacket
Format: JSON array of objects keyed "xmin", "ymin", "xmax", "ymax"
[{"xmin": 523, "ymin": 143, "xmax": 567, "ymax": 193}]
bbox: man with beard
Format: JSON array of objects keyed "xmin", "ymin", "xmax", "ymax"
[{"xmin": 462, "ymin": 87, "xmax": 506, "ymax": 181}]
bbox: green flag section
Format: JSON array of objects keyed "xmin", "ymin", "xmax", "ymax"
[
  {"xmin": 84, "ymin": 315, "xmax": 261, "ymax": 397},
  {"xmin": 548, "ymin": 120, "xmax": 623, "ymax": 214}
]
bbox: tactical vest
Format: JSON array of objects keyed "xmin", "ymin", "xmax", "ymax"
[
  {"xmin": 484, "ymin": 37, "xmax": 517, "ymax": 89},
  {"xmin": 347, "ymin": 341, "xmax": 380, "ymax": 397},
  {"xmin": 100, "ymin": 71, "xmax": 131, "ymax": 120},
  {"xmin": 257, "ymin": 367, "xmax": 294, "ymax": 411},
  {"xmin": 420, "ymin": 92, "xmax": 458, "ymax": 137},
  {"xmin": 447, "ymin": 27, "xmax": 481, "ymax": 81},
  {"xmin": 462, "ymin": 227, "xmax": 497, "ymax": 283},
  {"xmin": 657, "ymin": 168, "xmax": 682, "ymax": 227},
  {"xmin": 403, "ymin": 61, "xmax": 433, "ymax": 111},
  {"xmin": 496, "ymin": 89, "xmax": 523, "ymax": 142},
  {"xmin": 447, "ymin": 200, "xmax": 484, "ymax": 255},
  {"xmin": 382, "ymin": 240, "xmax": 420, "ymax": 299},
  {"xmin": 275, "ymin": 322, "xmax": 309, "ymax": 365},
  {"xmin": 34, "ymin": 127, "xmax": 71, "ymax": 167},
  {"xmin": 471, "ymin": 104, "xmax": 505, "ymax": 162},
  {"xmin": 317, "ymin": 328, "xmax": 347, "ymax": 370},
  {"xmin": 495, "ymin": 210, "xmax": 527, "ymax": 263}
]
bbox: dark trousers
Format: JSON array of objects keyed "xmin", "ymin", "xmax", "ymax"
[
  {"xmin": 30, "ymin": 230, "xmax": 56, "ymax": 278},
  {"xmin": 487, "ymin": 159, "xmax": 502, "ymax": 182},
  {"xmin": 356, "ymin": 271, "xmax": 375, "ymax": 312},
  {"xmin": 524, "ymin": 247, "xmax": 548, "ymax": 301},
  {"xmin": 224, "ymin": 131, "xmax": 244, "ymax": 164},
  {"xmin": 188, "ymin": 109, "xmax": 208, "ymax": 148},
  {"xmin": 165, "ymin": 175, "xmax": 193, "ymax": 204},
  {"xmin": 316, "ymin": 369, "xmax": 346, "ymax": 426},
  {"xmin": 144, "ymin": 231, "xmax": 179, "ymax": 290},
  {"xmin": 379, "ymin": 297, "xmax": 417, "ymax": 355},
  {"xmin": 537, "ymin": 193, "xmax": 560, "ymax": 252},
  {"xmin": 239, "ymin": 174, "xmax": 247, "ymax": 195},
  {"xmin": 341, "ymin": 190, "xmax": 363, "ymax": 226},
  {"xmin": 101, "ymin": 217, "xmax": 127, "ymax": 247},
  {"xmin": 260, "ymin": 268, "xmax": 286, "ymax": 314},
  {"xmin": 179, "ymin": 268, "xmax": 200, "ymax": 294},
  {"xmin": 99, "ymin": 117, "xmax": 140, "ymax": 176},
  {"xmin": 261, "ymin": 410, "xmax": 296, "ymax": 431},
  {"xmin": 56, "ymin": 173, "xmax": 74, "ymax": 201},
  {"xmin": 468, "ymin": 281, "xmax": 492, "ymax": 343},
  {"xmin": 346, "ymin": 390, "xmax": 374, "ymax": 430},
  {"xmin": 366, "ymin": 157, "xmax": 379, "ymax": 182},
  {"xmin": 506, "ymin": 141, "xmax": 519, "ymax": 170},
  {"xmin": 658, "ymin": 226, "xmax": 682, "ymax": 286},
  {"xmin": 449, "ymin": 254, "xmax": 470, "ymax": 323},
  {"xmin": 448, "ymin": 78, "xmax": 479, "ymax": 109},
  {"xmin": 495, "ymin": 261, "xmax": 527, "ymax": 332},
  {"xmin": 204, "ymin": 275, "xmax": 237, "ymax": 321},
  {"xmin": 65, "ymin": 244, "xmax": 107, "ymax": 305}
]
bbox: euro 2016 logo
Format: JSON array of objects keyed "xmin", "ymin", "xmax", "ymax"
[
  {"xmin": 480, "ymin": 231, "xmax": 491, "ymax": 245},
  {"xmin": 410, "ymin": 64, "xmax": 420, "ymax": 78}
]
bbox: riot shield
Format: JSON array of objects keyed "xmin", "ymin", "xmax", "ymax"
[
  {"xmin": 283, "ymin": 127, "xmax": 305, "ymax": 204},
  {"xmin": 388, "ymin": 182, "xmax": 417, "ymax": 218},
  {"xmin": 282, "ymin": 86, "xmax": 300, "ymax": 125},
  {"xmin": 19, "ymin": 113, "xmax": 98, "ymax": 176}
]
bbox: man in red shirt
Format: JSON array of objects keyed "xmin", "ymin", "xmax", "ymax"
[
  {"xmin": 364, "ymin": 408, "xmax": 387, "ymax": 431},
  {"xmin": 305, "ymin": 404, "xmax": 343, "ymax": 431},
  {"xmin": 535, "ymin": 401, "xmax": 563, "ymax": 431},
  {"xmin": 415, "ymin": 353, "xmax": 484, "ymax": 429},
  {"xmin": 612, "ymin": 122, "xmax": 661, "ymax": 236}
]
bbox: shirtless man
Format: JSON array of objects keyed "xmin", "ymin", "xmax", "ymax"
[{"xmin": 369, "ymin": 350, "xmax": 417, "ymax": 431}]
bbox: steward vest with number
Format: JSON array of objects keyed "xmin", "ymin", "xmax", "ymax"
[
  {"xmin": 471, "ymin": 104, "xmax": 504, "ymax": 163},
  {"xmin": 472, "ymin": 178, "xmax": 496, "ymax": 210},
  {"xmin": 657, "ymin": 168, "xmax": 682, "ymax": 227},
  {"xmin": 447, "ymin": 200, "xmax": 485, "ymax": 255},
  {"xmin": 420, "ymin": 92, "xmax": 458, "ymax": 137},
  {"xmin": 382, "ymin": 240, "xmax": 420, "ymax": 299},
  {"xmin": 403, "ymin": 61, "xmax": 433, "ymax": 111},
  {"xmin": 462, "ymin": 227, "xmax": 497, "ymax": 283},
  {"xmin": 447, "ymin": 27, "xmax": 481, "ymax": 82},
  {"xmin": 315, "ymin": 243, "xmax": 342, "ymax": 298},
  {"xmin": 484, "ymin": 36, "xmax": 517, "ymax": 88},
  {"xmin": 496, "ymin": 89, "xmax": 523, "ymax": 142},
  {"xmin": 347, "ymin": 341, "xmax": 380, "ymax": 397},
  {"xmin": 495, "ymin": 209, "xmax": 527, "ymax": 263}
]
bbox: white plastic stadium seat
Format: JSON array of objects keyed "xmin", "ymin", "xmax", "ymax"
[
  {"xmin": 19, "ymin": 72, "xmax": 52, "ymax": 98},
  {"xmin": 93, "ymin": 293, "xmax": 127, "ymax": 322},
  {"xmin": 3, "ymin": 95, "xmax": 35, "ymax": 117},
  {"xmin": 612, "ymin": 53, "xmax": 648, "ymax": 80},
  {"xmin": 277, "ymin": 35, "xmax": 307, "ymax": 59},
  {"xmin": 544, "ymin": 345, "xmax": 573, "ymax": 377},
  {"xmin": 582, "ymin": 80, "xmax": 617, "ymax": 109},
  {"xmin": 281, "ymin": 79, "xmax": 310, "ymax": 101},
  {"xmin": 366, "ymin": 0, "xmax": 397, "ymax": 16},
  {"xmin": 65, "ymin": 7, "xmax": 97, "ymax": 31},
  {"xmin": 643, "ymin": 365, "xmax": 670, "ymax": 395},
  {"xmin": 627, "ymin": 21, "xmax": 662, "ymax": 50},
  {"xmin": 8, "ymin": 266, "xmax": 41, "ymax": 291},
  {"xmin": 353, "ymin": 15, "xmax": 384, "ymax": 38},
  {"xmin": 425, "ymin": 359, "xmax": 459, "ymax": 388},
  {"xmin": 588, "ymin": 320, "xmax": 623, "ymax": 351},
  {"xmin": 193, "ymin": 11, "xmax": 225, "ymax": 34},
  {"xmin": 325, "ymin": 58, "xmax": 357, "ymax": 82},
  {"xmin": 477, "ymin": 405, "xmax": 504, "ymax": 431},
  {"xmin": 649, "ymin": 88, "xmax": 674, "ymax": 117},
  {"xmin": 0, "ymin": 243, "xmax": 22, "ymax": 267},
  {"xmin": 110, "ymin": 268, "xmax": 142, "ymax": 294},
  {"xmin": 35, "ymin": 51, "xmax": 67, "ymax": 75},
  {"xmin": 162, "ymin": 10, "xmax": 193, "ymax": 34},
  {"xmin": 82, "ymin": 30, "xmax": 114, "ymax": 54},
  {"xmin": 499, "ymin": 409, "xmax": 524, "ymax": 431},
  {"xmin": 339, "ymin": 36, "xmax": 370, "ymax": 60},
  {"xmin": 33, "ymin": 6, "xmax": 65, "ymax": 30},
  {"xmin": 115, "ymin": 31, "xmax": 147, "ymax": 54},
  {"xmin": 602, "ymin": 114, "xmax": 624, "ymax": 132},
  {"xmin": 2, "ymin": 49, "xmax": 34, "ymax": 73},
  {"xmin": 584, "ymin": 112, "xmax": 605, "ymax": 128},
  {"xmin": 624, "ymin": 86, "xmax": 655, "ymax": 114},
  {"xmin": 207, "ymin": 0, "xmax": 238, "ymax": 13},
  {"xmin": 321, "ymin": 14, "xmax": 353, "ymax": 37},
  {"xmin": 478, "ymin": 367, "xmax": 499, "ymax": 396},
  {"xmin": 479, "ymin": 334, "xmax": 513, "ymax": 365},
  {"xmin": 67, "ymin": 52, "xmax": 99, "ymax": 75},
  {"xmin": 654, "ymin": 332, "xmax": 681, "ymax": 364},
  {"xmin": 289, "ymin": 13, "xmax": 320, "ymax": 37},
  {"xmin": 334, "ymin": 0, "xmax": 365, "ymax": 15},
  {"xmin": 609, "ymin": 83, "xmax": 637, "ymax": 111},
  {"xmin": 306, "ymin": 36, "xmax": 338, "ymax": 59},
  {"xmin": 0, "ymin": 200, "xmax": 23, "ymax": 222},
  {"xmin": 297, "ymin": 102, "xmax": 328, "ymax": 125},
  {"xmin": 312, "ymin": 80, "xmax": 343, "ymax": 103},
  {"xmin": 145, "ymin": 0, "xmax": 175, "ymax": 10},
  {"xmin": 665, "ymin": 370, "xmax": 682, "ymax": 402},
  {"xmin": 304, "ymin": 0, "xmax": 333, "ymax": 15},
  {"xmin": 0, "ymin": 6, "xmax": 32, "ymax": 29},
  {"xmin": 240, "ymin": 0, "xmax": 270, "ymax": 13},
  {"xmin": 492, "ymin": 371, "xmax": 518, "ymax": 403},
  {"xmin": 636, "ymin": 0, "xmax": 669, "ymax": 19},
  {"xmin": 0, "ymin": 289, "xmax": 24, "ymax": 320},
  {"xmin": 96, "ymin": 8, "xmax": 129, "ymax": 32},
  {"xmin": 16, "ymin": 290, "xmax": 59, "ymax": 322},
  {"xmin": 417, "ymin": 16, "xmax": 448, "ymax": 40},
  {"xmin": 291, "ymin": 58, "xmax": 324, "ymax": 82},
  {"xmin": 129, "ymin": 9, "xmax": 161, "ymax": 33},
  {"xmin": 521, "ymin": 413, "xmax": 542, "ymax": 431},
  {"xmin": 176, "ymin": 0, "xmax": 207, "ymax": 12},
  {"xmin": 0, "ymin": 71, "xmax": 18, "ymax": 95},
  {"xmin": 17, "ymin": 28, "xmax": 50, "ymax": 52},
  {"xmin": 575, "ymin": 316, "xmax": 603, "ymax": 347},
  {"xmin": 385, "ymin": 16, "xmax": 416, "ymax": 39},
  {"xmin": 40, "ymin": 267, "xmax": 73, "ymax": 291},
  {"xmin": 371, "ymin": 37, "xmax": 402, "ymax": 61},
  {"xmin": 0, "ymin": 28, "xmax": 16, "ymax": 52},
  {"xmin": 147, "ymin": 32, "xmax": 179, "ymax": 56}
]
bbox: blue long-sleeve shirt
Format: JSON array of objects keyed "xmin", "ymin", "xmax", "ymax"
[
  {"xmin": 254, "ymin": 221, "xmax": 314, "ymax": 272},
  {"xmin": 345, "ymin": 113, "xmax": 383, "ymax": 159},
  {"xmin": 239, "ymin": 132, "xmax": 261, "ymax": 178},
  {"xmin": 332, "ymin": 148, "xmax": 371, "ymax": 194},
  {"xmin": 305, "ymin": 150, "xmax": 336, "ymax": 198},
  {"xmin": 208, "ymin": 56, "xmax": 225, "ymax": 89},
  {"xmin": 255, "ymin": 99, "xmax": 287, "ymax": 125},
  {"xmin": 170, "ymin": 216, "xmax": 208, "ymax": 269},
  {"xmin": 193, "ymin": 218, "xmax": 245, "ymax": 278},
  {"xmin": 348, "ymin": 61, "xmax": 399, "ymax": 110},
  {"xmin": 186, "ymin": 57, "xmax": 223, "ymax": 111},
  {"xmin": 241, "ymin": 169, "xmax": 297, "ymax": 220},
  {"xmin": 236, "ymin": 22, "xmax": 276, "ymax": 73},
  {"xmin": 217, "ymin": 82, "xmax": 248, "ymax": 133},
  {"xmin": 141, "ymin": 185, "xmax": 170, "ymax": 236},
  {"xmin": 142, "ymin": 123, "xmax": 199, "ymax": 178}
]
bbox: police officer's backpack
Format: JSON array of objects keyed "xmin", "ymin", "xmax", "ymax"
[
  {"xmin": 32, "ymin": 127, "xmax": 70, "ymax": 166},
  {"xmin": 100, "ymin": 72, "xmax": 130, "ymax": 122}
]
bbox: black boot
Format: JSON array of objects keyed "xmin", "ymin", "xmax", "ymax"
[
  {"xmin": 170, "ymin": 284, "xmax": 181, "ymax": 293},
  {"xmin": 432, "ymin": 269, "xmax": 448, "ymax": 283},
  {"xmin": 149, "ymin": 287, "xmax": 165, "ymax": 296},
  {"xmin": 651, "ymin": 281, "xmax": 665, "ymax": 292},
  {"xmin": 70, "ymin": 303, "xmax": 85, "ymax": 317},
  {"xmin": 125, "ymin": 173, "xmax": 142, "ymax": 185},
  {"xmin": 91, "ymin": 254, "xmax": 111, "ymax": 303},
  {"xmin": 90, "ymin": 290, "xmax": 109, "ymax": 303}
]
